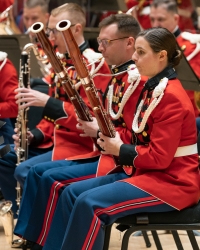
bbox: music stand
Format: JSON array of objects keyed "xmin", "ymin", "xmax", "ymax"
[
  {"xmin": 0, "ymin": 34, "xmax": 43, "ymax": 78},
  {"xmin": 174, "ymin": 44, "xmax": 200, "ymax": 91}
]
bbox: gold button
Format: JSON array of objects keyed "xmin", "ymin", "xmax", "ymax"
[
  {"xmin": 56, "ymin": 124, "xmax": 60, "ymax": 129},
  {"xmin": 122, "ymin": 123, "xmax": 126, "ymax": 127},
  {"xmin": 51, "ymin": 73, "xmax": 54, "ymax": 78},
  {"xmin": 118, "ymin": 103, "xmax": 121, "ymax": 107},
  {"xmin": 47, "ymin": 118, "xmax": 50, "ymax": 121},
  {"xmin": 48, "ymin": 84, "xmax": 51, "ymax": 87},
  {"xmin": 119, "ymin": 92, "xmax": 122, "ymax": 97},
  {"xmin": 51, "ymin": 119, "xmax": 54, "ymax": 122},
  {"xmin": 122, "ymin": 82, "xmax": 125, "ymax": 87},
  {"xmin": 181, "ymin": 45, "xmax": 186, "ymax": 51},
  {"xmin": 120, "ymin": 114, "xmax": 123, "ymax": 118},
  {"xmin": 142, "ymin": 131, "xmax": 147, "ymax": 137},
  {"xmin": 44, "ymin": 116, "xmax": 47, "ymax": 119},
  {"xmin": 57, "ymin": 82, "xmax": 61, "ymax": 88},
  {"xmin": 112, "ymin": 78, "xmax": 116, "ymax": 84}
]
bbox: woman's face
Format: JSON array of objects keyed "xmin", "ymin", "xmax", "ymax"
[{"xmin": 132, "ymin": 36, "xmax": 167, "ymax": 78}]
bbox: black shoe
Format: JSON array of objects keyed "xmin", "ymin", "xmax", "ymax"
[
  {"xmin": 11, "ymin": 239, "xmax": 34, "ymax": 249},
  {"xmin": 30, "ymin": 243, "xmax": 43, "ymax": 250}
]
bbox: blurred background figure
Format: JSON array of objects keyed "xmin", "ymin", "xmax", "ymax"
[
  {"xmin": 0, "ymin": 51, "xmax": 18, "ymax": 144},
  {"xmin": 150, "ymin": 0, "xmax": 200, "ymax": 131},
  {"xmin": 17, "ymin": 0, "xmax": 49, "ymax": 38},
  {"xmin": 126, "ymin": 0, "xmax": 199, "ymax": 33},
  {"xmin": 0, "ymin": 0, "xmax": 21, "ymax": 34}
]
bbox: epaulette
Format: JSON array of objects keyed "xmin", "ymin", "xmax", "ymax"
[
  {"xmin": 0, "ymin": 51, "xmax": 7, "ymax": 61},
  {"xmin": 181, "ymin": 32, "xmax": 200, "ymax": 44},
  {"xmin": 83, "ymin": 48, "xmax": 102, "ymax": 64},
  {"xmin": 127, "ymin": 64, "xmax": 140, "ymax": 84},
  {"xmin": 181, "ymin": 32, "xmax": 200, "ymax": 61},
  {"xmin": 0, "ymin": 51, "xmax": 7, "ymax": 71}
]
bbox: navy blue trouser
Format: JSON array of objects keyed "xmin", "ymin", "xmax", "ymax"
[
  {"xmin": 0, "ymin": 118, "xmax": 15, "ymax": 144},
  {"xmin": 40, "ymin": 173, "xmax": 175, "ymax": 250},
  {"xmin": 14, "ymin": 157, "xmax": 99, "ymax": 240},
  {"xmin": 0, "ymin": 144, "xmax": 52, "ymax": 217}
]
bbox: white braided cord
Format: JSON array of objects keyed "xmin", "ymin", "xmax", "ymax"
[
  {"xmin": 107, "ymin": 66, "xmax": 141, "ymax": 120},
  {"xmin": 132, "ymin": 77, "xmax": 168, "ymax": 133}
]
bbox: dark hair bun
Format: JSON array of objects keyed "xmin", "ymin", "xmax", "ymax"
[{"xmin": 171, "ymin": 49, "xmax": 182, "ymax": 67}]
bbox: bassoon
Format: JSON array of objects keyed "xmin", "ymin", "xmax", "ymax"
[
  {"xmin": 56, "ymin": 20, "xmax": 116, "ymax": 138},
  {"xmin": 30, "ymin": 22, "xmax": 93, "ymax": 123}
]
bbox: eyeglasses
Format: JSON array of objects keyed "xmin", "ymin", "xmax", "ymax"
[
  {"xmin": 46, "ymin": 27, "xmax": 59, "ymax": 36},
  {"xmin": 46, "ymin": 24, "xmax": 76, "ymax": 36},
  {"xmin": 97, "ymin": 37, "xmax": 129, "ymax": 48}
]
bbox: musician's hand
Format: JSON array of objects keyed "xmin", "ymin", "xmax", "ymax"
[
  {"xmin": 13, "ymin": 129, "xmax": 34, "ymax": 150},
  {"xmin": 97, "ymin": 132, "xmax": 123, "ymax": 156},
  {"xmin": 15, "ymin": 88, "xmax": 50, "ymax": 109},
  {"xmin": 13, "ymin": 128, "xmax": 20, "ymax": 150},
  {"xmin": 76, "ymin": 117, "xmax": 99, "ymax": 138}
]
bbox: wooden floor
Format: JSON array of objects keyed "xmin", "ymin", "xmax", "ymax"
[{"xmin": 0, "ymin": 219, "xmax": 200, "ymax": 249}]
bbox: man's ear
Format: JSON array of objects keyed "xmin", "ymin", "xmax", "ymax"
[
  {"xmin": 45, "ymin": 13, "xmax": 50, "ymax": 23},
  {"xmin": 127, "ymin": 37, "xmax": 135, "ymax": 48},
  {"xmin": 74, "ymin": 23, "xmax": 82, "ymax": 34},
  {"xmin": 174, "ymin": 13, "xmax": 180, "ymax": 24}
]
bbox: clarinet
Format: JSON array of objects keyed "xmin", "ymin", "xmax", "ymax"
[
  {"xmin": 15, "ymin": 50, "xmax": 30, "ymax": 213},
  {"xmin": 29, "ymin": 22, "xmax": 93, "ymax": 122},
  {"xmin": 56, "ymin": 20, "xmax": 116, "ymax": 138}
]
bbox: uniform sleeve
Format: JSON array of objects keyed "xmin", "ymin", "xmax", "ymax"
[
  {"xmin": 30, "ymin": 118, "xmax": 54, "ymax": 147},
  {"xmin": 42, "ymin": 97, "xmax": 66, "ymax": 120},
  {"xmin": 0, "ymin": 59, "xmax": 18, "ymax": 118}
]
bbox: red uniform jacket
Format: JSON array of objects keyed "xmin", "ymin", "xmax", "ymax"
[
  {"xmin": 0, "ymin": 53, "xmax": 18, "ymax": 118},
  {"xmin": 89, "ymin": 61, "xmax": 147, "ymax": 176},
  {"xmin": 126, "ymin": 0, "xmax": 152, "ymax": 29},
  {"xmin": 120, "ymin": 68, "xmax": 200, "ymax": 210},
  {"xmin": 31, "ymin": 43, "xmax": 111, "ymax": 160},
  {"xmin": 0, "ymin": 0, "xmax": 13, "ymax": 13},
  {"xmin": 177, "ymin": 32, "xmax": 200, "ymax": 117}
]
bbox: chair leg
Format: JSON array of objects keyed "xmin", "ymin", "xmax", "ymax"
[
  {"xmin": 103, "ymin": 224, "xmax": 112, "ymax": 250},
  {"xmin": 142, "ymin": 231, "xmax": 151, "ymax": 248},
  {"xmin": 187, "ymin": 230, "xmax": 200, "ymax": 250},
  {"xmin": 171, "ymin": 230, "xmax": 184, "ymax": 250},
  {"xmin": 151, "ymin": 231, "xmax": 163, "ymax": 250},
  {"xmin": 121, "ymin": 228, "xmax": 137, "ymax": 250}
]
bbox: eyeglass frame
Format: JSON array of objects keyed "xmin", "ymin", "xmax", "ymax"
[
  {"xmin": 97, "ymin": 36, "xmax": 129, "ymax": 48},
  {"xmin": 46, "ymin": 24, "xmax": 76, "ymax": 36}
]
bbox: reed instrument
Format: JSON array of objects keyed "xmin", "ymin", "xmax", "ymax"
[
  {"xmin": 30, "ymin": 22, "xmax": 94, "ymax": 124},
  {"xmin": 15, "ymin": 49, "xmax": 30, "ymax": 213},
  {"xmin": 56, "ymin": 20, "xmax": 116, "ymax": 138}
]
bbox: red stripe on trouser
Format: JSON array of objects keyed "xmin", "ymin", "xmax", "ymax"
[
  {"xmin": 37, "ymin": 174, "xmax": 96, "ymax": 245},
  {"xmin": 82, "ymin": 196, "xmax": 164, "ymax": 250}
]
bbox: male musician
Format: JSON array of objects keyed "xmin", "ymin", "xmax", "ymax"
[
  {"xmin": 20, "ymin": 0, "xmax": 49, "ymax": 35},
  {"xmin": 13, "ymin": 13, "xmax": 146, "ymax": 250},
  {"xmin": 126, "ymin": 0, "xmax": 197, "ymax": 32},
  {"xmin": 150, "ymin": 0, "xmax": 200, "ymax": 117},
  {"xmin": 0, "ymin": 51, "xmax": 18, "ymax": 144},
  {"xmin": 0, "ymin": 3, "xmax": 110, "ymax": 220}
]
